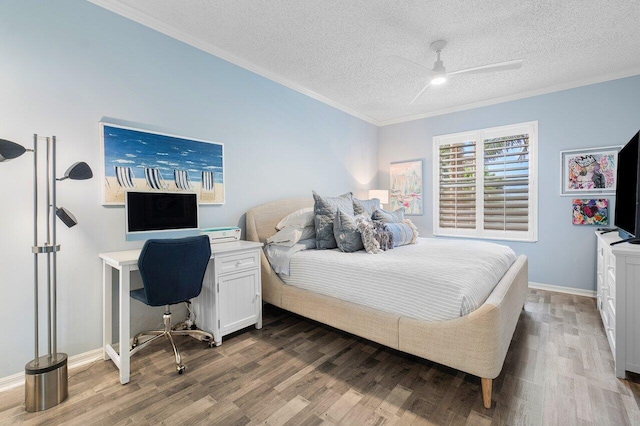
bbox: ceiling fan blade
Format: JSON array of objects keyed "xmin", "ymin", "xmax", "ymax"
[
  {"xmin": 410, "ymin": 83, "xmax": 431, "ymax": 104},
  {"xmin": 448, "ymin": 59, "xmax": 523, "ymax": 76},
  {"xmin": 388, "ymin": 55, "xmax": 436, "ymax": 76}
]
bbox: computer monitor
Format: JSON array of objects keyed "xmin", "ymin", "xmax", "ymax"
[{"xmin": 125, "ymin": 191, "xmax": 199, "ymax": 241}]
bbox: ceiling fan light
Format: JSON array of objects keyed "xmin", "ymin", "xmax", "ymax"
[{"xmin": 431, "ymin": 76, "xmax": 447, "ymax": 85}]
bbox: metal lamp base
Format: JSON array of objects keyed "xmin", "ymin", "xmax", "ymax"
[{"xmin": 24, "ymin": 353, "xmax": 68, "ymax": 412}]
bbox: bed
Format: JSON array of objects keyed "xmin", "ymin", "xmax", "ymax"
[{"xmin": 246, "ymin": 197, "xmax": 528, "ymax": 409}]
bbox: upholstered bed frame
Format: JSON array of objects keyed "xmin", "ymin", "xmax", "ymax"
[{"xmin": 246, "ymin": 198, "xmax": 528, "ymax": 409}]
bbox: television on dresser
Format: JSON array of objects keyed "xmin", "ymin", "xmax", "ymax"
[
  {"xmin": 614, "ymin": 131, "xmax": 640, "ymax": 244},
  {"xmin": 125, "ymin": 191, "xmax": 199, "ymax": 241}
]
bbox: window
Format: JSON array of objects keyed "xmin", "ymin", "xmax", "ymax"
[{"xmin": 433, "ymin": 121, "xmax": 538, "ymax": 242}]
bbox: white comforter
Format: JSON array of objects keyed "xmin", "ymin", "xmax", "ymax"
[{"xmin": 280, "ymin": 237, "xmax": 516, "ymax": 322}]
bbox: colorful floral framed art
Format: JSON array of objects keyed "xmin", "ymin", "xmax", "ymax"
[
  {"xmin": 572, "ymin": 199, "xmax": 608, "ymax": 225},
  {"xmin": 560, "ymin": 146, "xmax": 619, "ymax": 196}
]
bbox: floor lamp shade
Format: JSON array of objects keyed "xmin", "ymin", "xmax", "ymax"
[
  {"xmin": 60, "ymin": 161, "xmax": 93, "ymax": 180},
  {"xmin": 0, "ymin": 138, "xmax": 27, "ymax": 161},
  {"xmin": 56, "ymin": 207, "xmax": 78, "ymax": 228}
]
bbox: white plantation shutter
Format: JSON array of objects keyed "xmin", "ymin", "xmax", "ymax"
[
  {"xmin": 434, "ymin": 122, "xmax": 537, "ymax": 242},
  {"xmin": 483, "ymin": 135, "xmax": 529, "ymax": 232},
  {"xmin": 438, "ymin": 140, "xmax": 477, "ymax": 230}
]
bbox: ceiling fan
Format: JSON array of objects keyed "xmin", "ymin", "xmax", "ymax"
[{"xmin": 393, "ymin": 40, "xmax": 523, "ymax": 104}]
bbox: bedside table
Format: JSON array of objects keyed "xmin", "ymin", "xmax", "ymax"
[{"xmin": 191, "ymin": 240, "xmax": 264, "ymax": 346}]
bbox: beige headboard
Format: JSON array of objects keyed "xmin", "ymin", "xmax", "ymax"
[
  {"xmin": 246, "ymin": 198, "xmax": 313, "ymax": 243},
  {"xmin": 245, "ymin": 198, "xmax": 314, "ymax": 306}
]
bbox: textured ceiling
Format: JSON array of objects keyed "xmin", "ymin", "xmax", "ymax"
[{"xmin": 90, "ymin": 0, "xmax": 640, "ymax": 125}]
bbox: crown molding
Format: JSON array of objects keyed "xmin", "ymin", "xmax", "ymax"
[
  {"xmin": 378, "ymin": 68, "xmax": 640, "ymax": 126},
  {"xmin": 87, "ymin": 0, "xmax": 380, "ymax": 126}
]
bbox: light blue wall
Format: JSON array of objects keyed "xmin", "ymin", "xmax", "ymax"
[
  {"xmin": 0, "ymin": 0, "xmax": 378, "ymax": 378},
  {"xmin": 2, "ymin": 0, "xmax": 638, "ymax": 382},
  {"xmin": 379, "ymin": 75, "xmax": 640, "ymax": 291}
]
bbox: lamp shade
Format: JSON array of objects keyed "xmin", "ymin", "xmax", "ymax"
[
  {"xmin": 56, "ymin": 207, "xmax": 78, "ymax": 228},
  {"xmin": 60, "ymin": 162, "xmax": 93, "ymax": 180},
  {"xmin": 0, "ymin": 139, "xmax": 27, "ymax": 162},
  {"xmin": 368, "ymin": 189, "xmax": 389, "ymax": 205}
]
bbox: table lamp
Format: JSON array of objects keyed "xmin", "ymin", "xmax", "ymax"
[{"xmin": 368, "ymin": 189, "xmax": 389, "ymax": 208}]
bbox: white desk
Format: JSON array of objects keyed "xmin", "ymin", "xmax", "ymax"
[{"xmin": 99, "ymin": 240, "xmax": 263, "ymax": 384}]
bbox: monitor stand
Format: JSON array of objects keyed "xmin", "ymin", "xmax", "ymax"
[{"xmin": 611, "ymin": 237, "xmax": 640, "ymax": 246}]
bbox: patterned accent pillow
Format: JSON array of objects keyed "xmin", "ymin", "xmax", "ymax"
[
  {"xmin": 355, "ymin": 216, "xmax": 383, "ymax": 254},
  {"xmin": 334, "ymin": 209, "xmax": 365, "ymax": 253},
  {"xmin": 355, "ymin": 217, "xmax": 397, "ymax": 253},
  {"xmin": 373, "ymin": 220, "xmax": 394, "ymax": 251},
  {"xmin": 353, "ymin": 198, "xmax": 381, "ymax": 216},
  {"xmin": 372, "ymin": 207, "xmax": 406, "ymax": 223},
  {"xmin": 312, "ymin": 191, "xmax": 354, "ymax": 249},
  {"xmin": 384, "ymin": 219, "xmax": 419, "ymax": 247}
]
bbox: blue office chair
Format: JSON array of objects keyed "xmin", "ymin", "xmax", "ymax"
[{"xmin": 129, "ymin": 236, "xmax": 213, "ymax": 374}]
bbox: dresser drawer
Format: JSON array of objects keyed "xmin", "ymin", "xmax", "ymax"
[
  {"xmin": 216, "ymin": 251, "xmax": 259, "ymax": 275},
  {"xmin": 606, "ymin": 325, "xmax": 616, "ymax": 356},
  {"xmin": 606, "ymin": 296, "xmax": 616, "ymax": 318},
  {"xmin": 601, "ymin": 301, "xmax": 610, "ymax": 328},
  {"xmin": 597, "ymin": 242, "xmax": 605, "ymax": 271},
  {"xmin": 607, "ymin": 272, "xmax": 616, "ymax": 301},
  {"xmin": 608, "ymin": 252, "xmax": 616, "ymax": 274},
  {"xmin": 606, "ymin": 308, "xmax": 616, "ymax": 352}
]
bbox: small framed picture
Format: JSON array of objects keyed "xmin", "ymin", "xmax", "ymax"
[
  {"xmin": 390, "ymin": 160, "xmax": 423, "ymax": 215},
  {"xmin": 572, "ymin": 199, "xmax": 608, "ymax": 226},
  {"xmin": 560, "ymin": 146, "xmax": 620, "ymax": 196}
]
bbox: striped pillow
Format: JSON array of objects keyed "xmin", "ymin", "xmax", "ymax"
[{"xmin": 384, "ymin": 219, "xmax": 419, "ymax": 247}]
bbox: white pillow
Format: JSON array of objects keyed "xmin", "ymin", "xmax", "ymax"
[
  {"xmin": 276, "ymin": 207, "xmax": 314, "ymax": 230},
  {"xmin": 267, "ymin": 225, "xmax": 315, "ymax": 247}
]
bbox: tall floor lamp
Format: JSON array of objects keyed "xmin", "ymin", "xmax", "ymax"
[{"xmin": 0, "ymin": 135, "xmax": 92, "ymax": 412}]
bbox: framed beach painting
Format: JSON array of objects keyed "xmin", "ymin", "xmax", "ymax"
[
  {"xmin": 100, "ymin": 123, "xmax": 224, "ymax": 205},
  {"xmin": 560, "ymin": 146, "xmax": 619, "ymax": 196},
  {"xmin": 572, "ymin": 199, "xmax": 608, "ymax": 225},
  {"xmin": 390, "ymin": 160, "xmax": 423, "ymax": 215}
]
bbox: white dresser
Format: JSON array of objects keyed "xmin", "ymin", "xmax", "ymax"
[
  {"xmin": 192, "ymin": 240, "xmax": 263, "ymax": 346},
  {"xmin": 595, "ymin": 231, "xmax": 640, "ymax": 378}
]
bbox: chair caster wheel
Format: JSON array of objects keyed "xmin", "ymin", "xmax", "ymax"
[
  {"xmin": 177, "ymin": 365, "xmax": 185, "ymax": 374},
  {"xmin": 208, "ymin": 342, "xmax": 215, "ymax": 348}
]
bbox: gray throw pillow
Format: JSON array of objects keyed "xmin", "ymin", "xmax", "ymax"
[
  {"xmin": 372, "ymin": 207, "xmax": 406, "ymax": 223},
  {"xmin": 312, "ymin": 191, "xmax": 354, "ymax": 249},
  {"xmin": 353, "ymin": 198, "xmax": 381, "ymax": 216},
  {"xmin": 334, "ymin": 209, "xmax": 365, "ymax": 253}
]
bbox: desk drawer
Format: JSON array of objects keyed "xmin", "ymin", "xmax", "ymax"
[{"xmin": 216, "ymin": 251, "xmax": 259, "ymax": 275}]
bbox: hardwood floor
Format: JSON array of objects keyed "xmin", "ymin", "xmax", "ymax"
[{"xmin": 1, "ymin": 288, "xmax": 640, "ymax": 425}]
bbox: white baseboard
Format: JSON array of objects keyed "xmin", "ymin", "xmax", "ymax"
[
  {"xmin": 529, "ymin": 281, "xmax": 596, "ymax": 298},
  {"xmin": 0, "ymin": 348, "xmax": 103, "ymax": 393}
]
